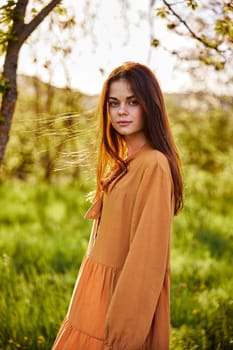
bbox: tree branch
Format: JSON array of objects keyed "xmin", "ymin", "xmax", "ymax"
[
  {"xmin": 162, "ymin": 0, "xmax": 222, "ymax": 52},
  {"xmin": 18, "ymin": 0, "xmax": 61, "ymax": 46}
]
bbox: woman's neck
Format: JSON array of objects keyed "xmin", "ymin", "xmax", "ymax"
[{"xmin": 126, "ymin": 136, "xmax": 148, "ymax": 156}]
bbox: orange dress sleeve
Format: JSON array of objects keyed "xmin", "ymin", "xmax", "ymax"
[{"xmin": 104, "ymin": 161, "xmax": 174, "ymax": 350}]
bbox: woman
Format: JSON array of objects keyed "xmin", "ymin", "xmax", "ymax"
[{"xmin": 52, "ymin": 62, "xmax": 183, "ymax": 350}]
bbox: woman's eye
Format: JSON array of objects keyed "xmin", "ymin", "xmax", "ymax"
[
  {"xmin": 109, "ymin": 101, "xmax": 119, "ymax": 107},
  {"xmin": 128, "ymin": 100, "xmax": 138, "ymax": 105}
]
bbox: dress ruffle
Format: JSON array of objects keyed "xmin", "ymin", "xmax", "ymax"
[
  {"xmin": 52, "ymin": 316, "xmax": 106, "ymax": 350},
  {"xmin": 52, "ymin": 256, "xmax": 121, "ymax": 350}
]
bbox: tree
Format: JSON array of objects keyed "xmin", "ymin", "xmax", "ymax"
[
  {"xmin": 0, "ymin": 0, "xmax": 62, "ymax": 166},
  {"xmin": 152, "ymin": 0, "xmax": 233, "ymax": 71}
]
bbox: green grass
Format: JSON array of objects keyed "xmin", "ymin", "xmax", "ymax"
[
  {"xmin": 0, "ymin": 180, "xmax": 92, "ymax": 350},
  {"xmin": 170, "ymin": 166, "xmax": 233, "ymax": 349},
  {"xmin": 0, "ymin": 171, "xmax": 232, "ymax": 349}
]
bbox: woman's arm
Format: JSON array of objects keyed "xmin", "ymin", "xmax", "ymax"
[{"xmin": 104, "ymin": 161, "xmax": 174, "ymax": 350}]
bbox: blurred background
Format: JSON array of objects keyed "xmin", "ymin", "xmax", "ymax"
[{"xmin": 0, "ymin": 1, "xmax": 232, "ymax": 349}]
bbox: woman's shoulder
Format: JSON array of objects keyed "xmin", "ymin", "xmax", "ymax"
[{"xmin": 139, "ymin": 146, "xmax": 170, "ymax": 173}]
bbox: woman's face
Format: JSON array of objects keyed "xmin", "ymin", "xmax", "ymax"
[{"xmin": 108, "ymin": 79, "xmax": 146, "ymax": 147}]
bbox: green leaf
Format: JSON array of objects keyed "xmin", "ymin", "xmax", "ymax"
[
  {"xmin": 199, "ymin": 55, "xmax": 225, "ymax": 70},
  {"xmin": 167, "ymin": 22, "xmax": 176, "ymax": 30},
  {"xmin": 151, "ymin": 38, "xmax": 160, "ymax": 47},
  {"xmin": 55, "ymin": 6, "xmax": 67, "ymax": 16},
  {"xmin": 0, "ymin": 0, "xmax": 17, "ymax": 20},
  {"xmin": 214, "ymin": 61, "xmax": 225, "ymax": 70},
  {"xmin": 215, "ymin": 17, "xmax": 233, "ymax": 38},
  {"xmin": 185, "ymin": 0, "xmax": 198, "ymax": 10},
  {"xmin": 223, "ymin": 3, "xmax": 233, "ymax": 12},
  {"xmin": 31, "ymin": 8, "xmax": 38, "ymax": 16},
  {"xmin": 156, "ymin": 7, "xmax": 168, "ymax": 19}
]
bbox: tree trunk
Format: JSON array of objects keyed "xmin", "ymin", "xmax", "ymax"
[
  {"xmin": 0, "ymin": 0, "xmax": 61, "ymax": 167},
  {"xmin": 0, "ymin": 45, "xmax": 20, "ymax": 166}
]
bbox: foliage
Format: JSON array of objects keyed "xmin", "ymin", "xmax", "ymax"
[
  {"xmin": 166, "ymin": 94, "xmax": 233, "ymax": 173},
  {"xmin": 155, "ymin": 0, "xmax": 233, "ymax": 71},
  {"xmin": 0, "ymin": 84, "xmax": 233, "ymax": 349},
  {"xmin": 0, "ymin": 1, "xmax": 66, "ymax": 55},
  {"xmin": 0, "ymin": 76, "xmax": 98, "ymax": 182},
  {"xmin": 0, "ymin": 0, "xmax": 17, "ymax": 54}
]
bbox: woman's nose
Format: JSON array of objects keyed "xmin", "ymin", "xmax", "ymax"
[{"xmin": 118, "ymin": 103, "xmax": 127, "ymax": 115}]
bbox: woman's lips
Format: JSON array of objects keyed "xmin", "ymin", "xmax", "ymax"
[{"xmin": 117, "ymin": 121, "xmax": 132, "ymax": 126}]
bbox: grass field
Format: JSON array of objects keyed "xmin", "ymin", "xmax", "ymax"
[
  {"xmin": 0, "ymin": 180, "xmax": 92, "ymax": 350},
  {"xmin": 0, "ymin": 168, "xmax": 232, "ymax": 349}
]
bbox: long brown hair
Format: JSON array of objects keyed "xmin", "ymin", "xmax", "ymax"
[{"xmin": 95, "ymin": 61, "xmax": 183, "ymax": 214}]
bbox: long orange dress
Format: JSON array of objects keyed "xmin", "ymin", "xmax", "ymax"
[{"xmin": 52, "ymin": 144, "xmax": 174, "ymax": 350}]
